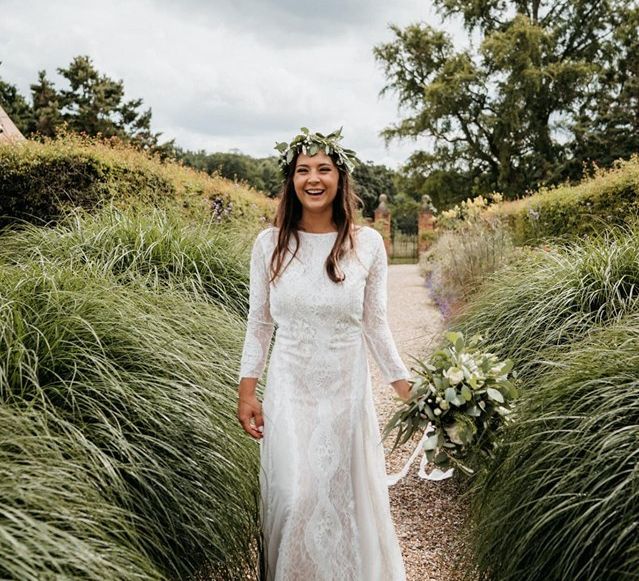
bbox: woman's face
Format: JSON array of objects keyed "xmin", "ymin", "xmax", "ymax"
[{"xmin": 292, "ymin": 151, "xmax": 340, "ymax": 217}]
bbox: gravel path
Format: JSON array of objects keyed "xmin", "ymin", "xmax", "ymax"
[{"xmin": 370, "ymin": 263, "xmax": 473, "ymax": 581}]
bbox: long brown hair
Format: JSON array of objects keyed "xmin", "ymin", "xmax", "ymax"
[{"xmin": 269, "ymin": 151, "xmax": 363, "ymax": 284}]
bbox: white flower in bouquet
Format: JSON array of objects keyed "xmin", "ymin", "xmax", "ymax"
[{"xmin": 444, "ymin": 366, "xmax": 464, "ymax": 385}]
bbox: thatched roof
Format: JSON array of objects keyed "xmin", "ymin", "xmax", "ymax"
[{"xmin": 0, "ymin": 104, "xmax": 26, "ymax": 144}]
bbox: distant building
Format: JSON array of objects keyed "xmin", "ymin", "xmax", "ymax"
[{"xmin": 0, "ymin": 104, "xmax": 26, "ymax": 144}]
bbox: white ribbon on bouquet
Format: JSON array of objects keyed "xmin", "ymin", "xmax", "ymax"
[{"xmin": 386, "ymin": 423, "xmax": 455, "ymax": 485}]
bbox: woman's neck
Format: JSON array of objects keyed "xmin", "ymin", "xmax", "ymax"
[{"xmin": 298, "ymin": 215, "xmax": 338, "ymax": 233}]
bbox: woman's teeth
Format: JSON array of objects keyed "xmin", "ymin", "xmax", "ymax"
[{"xmin": 306, "ymin": 190, "xmax": 324, "ymax": 196}]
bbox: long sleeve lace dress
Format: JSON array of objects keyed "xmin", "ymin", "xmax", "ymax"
[{"xmin": 238, "ymin": 225, "xmax": 410, "ymax": 581}]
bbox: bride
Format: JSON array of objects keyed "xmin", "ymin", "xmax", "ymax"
[{"xmin": 237, "ymin": 127, "xmax": 411, "ymax": 580}]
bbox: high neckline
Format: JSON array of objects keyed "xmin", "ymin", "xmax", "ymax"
[
  {"xmin": 297, "ymin": 230, "xmax": 338, "ymax": 236},
  {"xmin": 271, "ymin": 226, "xmax": 366, "ymax": 237}
]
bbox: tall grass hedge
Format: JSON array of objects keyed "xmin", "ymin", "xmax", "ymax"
[
  {"xmin": 449, "ymin": 222, "xmax": 639, "ymax": 388},
  {"xmin": 445, "ymin": 222, "xmax": 639, "ymax": 579},
  {"xmin": 488, "ymin": 154, "xmax": 639, "ymax": 245},
  {"xmin": 0, "ymin": 246, "xmax": 260, "ymax": 578},
  {"xmin": 1, "ymin": 406, "xmax": 162, "ymax": 580},
  {"xmin": 468, "ymin": 313, "xmax": 639, "ymax": 580},
  {"xmin": 0, "ymin": 133, "xmax": 275, "ymax": 228},
  {"xmin": 0, "ymin": 204, "xmax": 255, "ymax": 317}
]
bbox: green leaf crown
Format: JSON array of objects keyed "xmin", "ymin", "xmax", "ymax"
[{"xmin": 274, "ymin": 126, "xmax": 360, "ymax": 175}]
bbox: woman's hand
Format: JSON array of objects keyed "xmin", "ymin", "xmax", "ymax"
[
  {"xmin": 237, "ymin": 378, "xmax": 264, "ymax": 440},
  {"xmin": 390, "ymin": 378, "xmax": 412, "ymax": 403}
]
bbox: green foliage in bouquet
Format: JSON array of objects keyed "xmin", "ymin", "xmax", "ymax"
[{"xmin": 382, "ymin": 331, "xmax": 519, "ymax": 475}]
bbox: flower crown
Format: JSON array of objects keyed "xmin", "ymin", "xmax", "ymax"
[{"xmin": 274, "ymin": 127, "xmax": 360, "ymax": 175}]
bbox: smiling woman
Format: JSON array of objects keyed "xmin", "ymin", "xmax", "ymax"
[{"xmin": 236, "ymin": 127, "xmax": 413, "ymax": 580}]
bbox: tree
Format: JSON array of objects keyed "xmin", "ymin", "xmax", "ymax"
[
  {"xmin": 374, "ymin": 0, "xmax": 638, "ymax": 202},
  {"xmin": 564, "ymin": 4, "xmax": 639, "ymax": 177},
  {"xmin": 30, "ymin": 70, "xmax": 62, "ymax": 137},
  {"xmin": 389, "ymin": 193, "xmax": 420, "ymax": 234},
  {"xmin": 1, "ymin": 56, "xmax": 176, "ymax": 156},
  {"xmin": 256, "ymin": 158, "xmax": 282, "ymax": 197},
  {"xmin": 395, "ymin": 163, "xmax": 470, "ymax": 212},
  {"xmin": 56, "ymin": 55, "xmax": 167, "ymax": 150},
  {"xmin": 352, "ymin": 161, "xmax": 398, "ymax": 218},
  {"xmin": 175, "ymin": 148, "xmax": 282, "ymax": 196}
]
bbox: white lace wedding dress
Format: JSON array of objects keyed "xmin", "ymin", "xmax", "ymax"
[{"xmin": 238, "ymin": 225, "xmax": 410, "ymax": 581}]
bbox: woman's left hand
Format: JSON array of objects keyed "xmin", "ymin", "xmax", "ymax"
[{"xmin": 390, "ymin": 379, "xmax": 412, "ymax": 402}]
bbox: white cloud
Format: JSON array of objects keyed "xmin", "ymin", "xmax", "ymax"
[{"xmin": 0, "ymin": 0, "xmax": 466, "ymax": 168}]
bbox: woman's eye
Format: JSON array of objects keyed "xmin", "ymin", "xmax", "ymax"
[{"xmin": 296, "ymin": 167, "xmax": 331, "ymax": 174}]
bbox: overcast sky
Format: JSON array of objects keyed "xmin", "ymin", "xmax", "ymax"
[{"xmin": 0, "ymin": 0, "xmax": 467, "ymax": 168}]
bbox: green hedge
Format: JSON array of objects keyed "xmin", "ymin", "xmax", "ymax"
[
  {"xmin": 0, "ymin": 134, "xmax": 275, "ymax": 228},
  {"xmin": 489, "ymin": 154, "xmax": 639, "ymax": 245},
  {"xmin": 0, "ymin": 226, "xmax": 261, "ymax": 578},
  {"xmin": 449, "ymin": 223, "xmax": 639, "ymax": 388},
  {"xmin": 468, "ymin": 313, "xmax": 639, "ymax": 580},
  {"xmin": 0, "ymin": 204, "xmax": 255, "ymax": 317},
  {"xmin": 0, "ymin": 146, "xmax": 173, "ymax": 226}
]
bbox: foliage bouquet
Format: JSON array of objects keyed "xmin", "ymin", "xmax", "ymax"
[{"xmin": 383, "ymin": 331, "xmax": 519, "ymax": 476}]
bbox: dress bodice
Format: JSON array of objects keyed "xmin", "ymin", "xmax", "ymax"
[{"xmin": 238, "ymin": 226, "xmax": 410, "ymax": 386}]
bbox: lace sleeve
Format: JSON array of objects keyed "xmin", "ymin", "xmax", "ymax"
[
  {"xmin": 238, "ymin": 230, "xmax": 275, "ymax": 382},
  {"xmin": 362, "ymin": 231, "xmax": 411, "ymax": 385}
]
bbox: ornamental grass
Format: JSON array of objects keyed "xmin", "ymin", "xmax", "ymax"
[
  {"xmin": 0, "ymin": 260, "xmax": 260, "ymax": 579},
  {"xmin": 468, "ymin": 312, "xmax": 639, "ymax": 580},
  {"xmin": 0, "ymin": 204, "xmax": 257, "ymax": 316},
  {"xmin": 420, "ymin": 217, "xmax": 519, "ymax": 316},
  {"xmin": 0, "ymin": 406, "xmax": 162, "ymax": 580},
  {"xmin": 449, "ymin": 221, "xmax": 639, "ymax": 388}
]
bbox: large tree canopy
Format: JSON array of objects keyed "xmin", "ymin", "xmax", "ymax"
[
  {"xmin": 568, "ymin": 5, "xmax": 639, "ymax": 174},
  {"xmin": 374, "ymin": 0, "xmax": 639, "ymax": 204}
]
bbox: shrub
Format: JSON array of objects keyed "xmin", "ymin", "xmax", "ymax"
[
  {"xmin": 436, "ymin": 192, "xmax": 503, "ymax": 230},
  {"xmin": 488, "ymin": 154, "xmax": 639, "ymax": 245},
  {"xmin": 0, "ymin": 261, "xmax": 260, "ymax": 579},
  {"xmin": 469, "ymin": 312, "xmax": 639, "ymax": 580},
  {"xmin": 0, "ymin": 133, "xmax": 275, "ymax": 228},
  {"xmin": 421, "ymin": 213, "xmax": 520, "ymax": 318}
]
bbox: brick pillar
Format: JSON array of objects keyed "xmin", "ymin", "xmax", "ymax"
[
  {"xmin": 418, "ymin": 194, "xmax": 437, "ymax": 253},
  {"xmin": 374, "ymin": 193, "xmax": 392, "ymax": 258}
]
